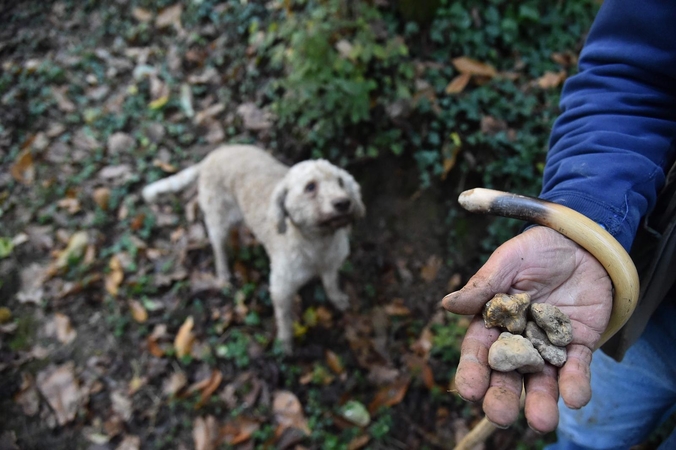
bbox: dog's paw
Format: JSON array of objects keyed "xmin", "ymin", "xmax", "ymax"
[{"xmin": 329, "ymin": 291, "xmax": 350, "ymax": 311}]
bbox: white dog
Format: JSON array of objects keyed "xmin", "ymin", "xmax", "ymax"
[{"xmin": 142, "ymin": 145, "xmax": 365, "ymax": 353}]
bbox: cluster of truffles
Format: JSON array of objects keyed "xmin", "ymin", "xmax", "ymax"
[{"xmin": 483, "ymin": 293, "xmax": 573, "ymax": 373}]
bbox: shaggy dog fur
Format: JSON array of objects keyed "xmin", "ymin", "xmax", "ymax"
[{"xmin": 142, "ymin": 145, "xmax": 365, "ymax": 353}]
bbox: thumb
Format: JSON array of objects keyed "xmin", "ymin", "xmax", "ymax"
[{"xmin": 442, "ymin": 244, "xmax": 521, "ymax": 315}]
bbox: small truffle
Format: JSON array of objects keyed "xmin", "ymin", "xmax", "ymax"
[
  {"xmin": 524, "ymin": 321, "xmax": 567, "ymax": 367},
  {"xmin": 483, "ymin": 293, "xmax": 531, "ymax": 334},
  {"xmin": 488, "ymin": 332, "xmax": 545, "ymax": 374},
  {"xmin": 530, "ymin": 303, "xmax": 573, "ymax": 347}
]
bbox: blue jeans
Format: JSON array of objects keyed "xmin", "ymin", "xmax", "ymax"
[{"xmin": 546, "ymin": 301, "xmax": 676, "ymax": 449}]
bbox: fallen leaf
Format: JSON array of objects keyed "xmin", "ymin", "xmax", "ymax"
[
  {"xmin": 273, "ymin": 390, "xmax": 311, "ymax": 436},
  {"xmin": 128, "ymin": 375, "xmax": 147, "ymax": 395},
  {"xmin": 57, "ymin": 197, "xmax": 81, "ymax": 214},
  {"xmin": 36, "ymin": 363, "xmax": 83, "ymax": 426},
  {"xmin": 152, "ymin": 159, "xmax": 177, "ymax": 173},
  {"xmin": 338, "ymin": 400, "xmax": 371, "ymax": 427},
  {"xmin": 92, "ymin": 187, "xmax": 110, "ymax": 210},
  {"xmin": 10, "ymin": 149, "xmax": 35, "ymax": 185},
  {"xmin": 51, "ymin": 86, "xmax": 76, "ymax": 112},
  {"xmin": 132, "ymin": 7, "xmax": 153, "ymax": 22},
  {"xmin": 193, "ymin": 416, "xmax": 219, "ymax": 450},
  {"xmin": 187, "ymin": 369, "xmax": 223, "ymax": 408},
  {"xmin": 105, "ymin": 255, "xmax": 124, "ymax": 296},
  {"xmin": 221, "ymin": 416, "xmax": 260, "ymax": 446},
  {"xmin": 445, "ymin": 73, "xmax": 471, "ymax": 94},
  {"xmin": 368, "ymin": 376, "xmax": 411, "ymax": 413},
  {"xmin": 174, "ymin": 316, "xmax": 195, "ymax": 358},
  {"xmin": 54, "ymin": 313, "xmax": 77, "ymax": 344},
  {"xmin": 452, "ymin": 56, "xmax": 497, "ymax": 78},
  {"xmin": 148, "ymin": 324, "xmax": 169, "ymax": 357},
  {"xmin": 537, "ymin": 70, "xmax": 567, "ymax": 89},
  {"xmin": 111, "ymin": 390, "xmax": 133, "ymax": 422},
  {"xmin": 325, "ymin": 350, "xmax": 345, "ymax": 375},
  {"xmin": 420, "ymin": 254, "xmax": 443, "ymax": 283},
  {"xmin": 163, "ymin": 371, "xmax": 187, "ymax": 397},
  {"xmin": 383, "ymin": 298, "xmax": 411, "ymax": 316},
  {"xmin": 148, "ymin": 94, "xmax": 169, "ymax": 110},
  {"xmin": 128, "ymin": 300, "xmax": 148, "ymax": 323},
  {"xmin": 410, "ymin": 326, "xmax": 434, "ymax": 359},
  {"xmin": 348, "ymin": 434, "xmax": 371, "ymax": 450},
  {"xmin": 156, "ymin": 4, "xmax": 183, "ymax": 30},
  {"xmin": 13, "ymin": 372, "xmax": 40, "ymax": 416},
  {"xmin": 480, "ymin": 115, "xmax": 508, "ymax": 135},
  {"xmin": 115, "ymin": 435, "xmax": 140, "ymax": 450},
  {"xmin": 53, "ymin": 231, "xmax": 88, "ymax": 271},
  {"xmin": 236, "ymin": 102, "xmax": 272, "ymax": 131}
]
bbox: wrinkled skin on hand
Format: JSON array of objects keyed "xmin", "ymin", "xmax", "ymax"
[{"xmin": 442, "ymin": 226, "xmax": 612, "ymax": 433}]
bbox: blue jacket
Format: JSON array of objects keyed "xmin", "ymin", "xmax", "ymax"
[{"xmin": 541, "ymin": 0, "xmax": 676, "ymax": 253}]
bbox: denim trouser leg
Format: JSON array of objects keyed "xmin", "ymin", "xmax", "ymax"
[{"xmin": 546, "ymin": 301, "xmax": 676, "ymax": 450}]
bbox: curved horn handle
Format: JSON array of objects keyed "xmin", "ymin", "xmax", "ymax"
[{"xmin": 453, "ymin": 188, "xmax": 639, "ymax": 450}]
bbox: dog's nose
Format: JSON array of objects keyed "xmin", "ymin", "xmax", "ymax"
[{"xmin": 332, "ymin": 198, "xmax": 351, "ymax": 213}]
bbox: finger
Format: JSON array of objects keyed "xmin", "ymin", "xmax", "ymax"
[
  {"xmin": 524, "ymin": 364, "xmax": 560, "ymax": 433},
  {"xmin": 454, "ymin": 316, "xmax": 501, "ymax": 402},
  {"xmin": 442, "ymin": 246, "xmax": 520, "ymax": 315},
  {"xmin": 558, "ymin": 344, "xmax": 592, "ymax": 409},
  {"xmin": 483, "ymin": 370, "xmax": 522, "ymax": 428}
]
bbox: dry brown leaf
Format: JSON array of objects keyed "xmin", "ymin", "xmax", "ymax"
[
  {"xmin": 420, "ymin": 254, "xmax": 443, "ymax": 283},
  {"xmin": 452, "ymin": 56, "xmax": 497, "ymax": 78},
  {"xmin": 325, "ymin": 350, "xmax": 345, "ymax": 375},
  {"xmin": 10, "ymin": 149, "xmax": 35, "ymax": 185},
  {"xmin": 36, "ymin": 362, "xmax": 83, "ymax": 426},
  {"xmin": 348, "ymin": 434, "xmax": 371, "ymax": 450},
  {"xmin": 105, "ymin": 255, "xmax": 124, "ymax": 296},
  {"xmin": 128, "ymin": 375, "xmax": 147, "ymax": 395},
  {"xmin": 148, "ymin": 324, "xmax": 169, "ymax": 357},
  {"xmin": 152, "ymin": 159, "xmax": 177, "ymax": 173},
  {"xmin": 51, "ymin": 86, "xmax": 76, "ymax": 112},
  {"xmin": 174, "ymin": 316, "xmax": 195, "ymax": 358},
  {"xmin": 410, "ymin": 326, "xmax": 434, "ymax": 359},
  {"xmin": 221, "ymin": 417, "xmax": 260, "ymax": 446},
  {"xmin": 156, "ymin": 4, "xmax": 183, "ymax": 29},
  {"xmin": 445, "ymin": 73, "xmax": 471, "ymax": 94},
  {"xmin": 368, "ymin": 376, "xmax": 411, "ymax": 413},
  {"xmin": 92, "ymin": 187, "xmax": 110, "ymax": 210},
  {"xmin": 13, "ymin": 372, "xmax": 40, "ymax": 416},
  {"xmin": 111, "ymin": 390, "xmax": 133, "ymax": 422},
  {"xmin": 193, "ymin": 416, "xmax": 219, "ymax": 450},
  {"xmin": 132, "ymin": 7, "xmax": 153, "ymax": 22},
  {"xmin": 57, "ymin": 197, "xmax": 81, "ymax": 214},
  {"xmin": 128, "ymin": 300, "xmax": 148, "ymax": 323},
  {"xmin": 115, "ymin": 435, "xmax": 140, "ymax": 450},
  {"xmin": 537, "ymin": 70, "xmax": 567, "ymax": 89},
  {"xmin": 383, "ymin": 299, "xmax": 411, "ymax": 317},
  {"xmin": 54, "ymin": 312, "xmax": 77, "ymax": 344},
  {"xmin": 273, "ymin": 390, "xmax": 311, "ymax": 436},
  {"xmin": 163, "ymin": 371, "xmax": 187, "ymax": 397},
  {"xmin": 187, "ymin": 370, "xmax": 223, "ymax": 408}
]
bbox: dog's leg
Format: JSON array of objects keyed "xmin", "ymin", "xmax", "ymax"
[
  {"xmin": 321, "ymin": 269, "xmax": 350, "ymax": 311},
  {"xmin": 203, "ymin": 209, "xmax": 232, "ymax": 285},
  {"xmin": 269, "ymin": 266, "xmax": 306, "ymax": 355}
]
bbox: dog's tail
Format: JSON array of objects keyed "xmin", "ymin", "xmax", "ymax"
[{"xmin": 142, "ymin": 162, "xmax": 203, "ymax": 203}]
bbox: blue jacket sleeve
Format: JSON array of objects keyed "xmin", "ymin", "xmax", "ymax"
[{"xmin": 540, "ymin": 0, "xmax": 676, "ymax": 252}]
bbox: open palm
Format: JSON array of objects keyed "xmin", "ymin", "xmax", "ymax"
[{"xmin": 442, "ymin": 225, "xmax": 613, "ymax": 433}]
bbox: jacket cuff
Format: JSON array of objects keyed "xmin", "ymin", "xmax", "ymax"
[{"xmin": 539, "ymin": 189, "xmax": 635, "ymax": 253}]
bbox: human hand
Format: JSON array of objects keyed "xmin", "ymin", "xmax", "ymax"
[{"xmin": 442, "ymin": 225, "xmax": 613, "ymax": 433}]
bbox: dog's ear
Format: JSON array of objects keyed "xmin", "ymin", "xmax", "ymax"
[
  {"xmin": 273, "ymin": 185, "xmax": 289, "ymax": 234},
  {"xmin": 343, "ymin": 172, "xmax": 366, "ymax": 218}
]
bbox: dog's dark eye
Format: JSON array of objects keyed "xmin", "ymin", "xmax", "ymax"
[
  {"xmin": 305, "ymin": 181, "xmax": 317, "ymax": 193},
  {"xmin": 338, "ymin": 178, "xmax": 344, "ymax": 188}
]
